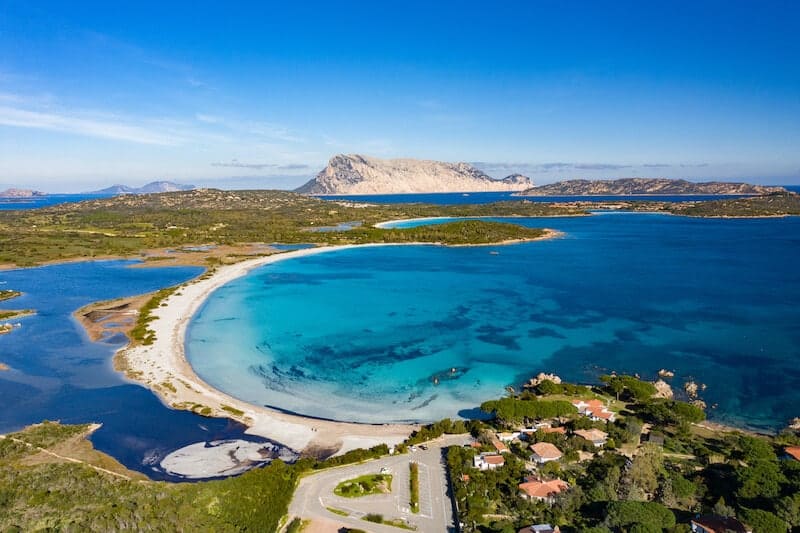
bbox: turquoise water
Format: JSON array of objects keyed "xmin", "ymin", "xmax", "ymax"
[{"xmin": 187, "ymin": 213, "xmax": 800, "ymax": 431}]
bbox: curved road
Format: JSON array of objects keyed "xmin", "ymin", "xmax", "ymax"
[{"xmin": 289, "ymin": 434, "xmax": 470, "ymax": 532}]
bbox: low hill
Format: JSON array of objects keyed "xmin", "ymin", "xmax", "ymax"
[
  {"xmin": 0, "ymin": 188, "xmax": 46, "ymax": 197},
  {"xmin": 296, "ymin": 154, "xmax": 533, "ymax": 194},
  {"xmin": 91, "ymin": 181, "xmax": 195, "ymax": 195},
  {"xmin": 517, "ymin": 178, "xmax": 786, "ymax": 196}
]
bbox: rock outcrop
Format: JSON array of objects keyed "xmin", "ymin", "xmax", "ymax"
[
  {"xmin": 516, "ymin": 178, "xmax": 786, "ymax": 196},
  {"xmin": 296, "ymin": 154, "xmax": 533, "ymax": 194}
]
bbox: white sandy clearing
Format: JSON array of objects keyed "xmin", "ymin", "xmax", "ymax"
[{"xmin": 160, "ymin": 439, "xmax": 297, "ymax": 479}]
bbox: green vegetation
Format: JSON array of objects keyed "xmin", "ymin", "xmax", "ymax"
[
  {"xmin": 362, "ymin": 513, "xmax": 416, "ymax": 530},
  {"xmin": 334, "ymin": 473, "xmax": 392, "ymax": 498},
  {"xmin": 0, "ymin": 422, "xmax": 297, "ymax": 532},
  {"xmin": 448, "ymin": 380, "xmax": 800, "ymax": 532},
  {"xmin": 0, "ymin": 189, "xmax": 580, "ymax": 267},
  {"xmin": 480, "ymin": 397, "xmax": 577, "ymax": 425},
  {"xmin": 285, "ymin": 517, "xmax": 307, "ymax": 533},
  {"xmin": 0, "ymin": 309, "xmax": 33, "ymax": 320},
  {"xmin": 0, "ymin": 290, "xmax": 21, "ymax": 302},
  {"xmin": 409, "ymin": 462, "xmax": 420, "ymax": 513},
  {"xmin": 326, "ymin": 506, "xmax": 349, "ymax": 516},
  {"xmin": 668, "ymin": 192, "xmax": 800, "ymax": 217},
  {"xmin": 129, "ymin": 286, "xmax": 178, "ymax": 345},
  {"xmin": 220, "ymin": 404, "xmax": 245, "ymax": 417},
  {"xmin": 0, "ymin": 423, "xmax": 405, "ymax": 531}
]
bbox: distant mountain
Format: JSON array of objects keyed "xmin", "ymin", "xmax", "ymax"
[
  {"xmin": 91, "ymin": 181, "xmax": 195, "ymax": 195},
  {"xmin": 296, "ymin": 154, "xmax": 533, "ymax": 194},
  {"xmin": 0, "ymin": 188, "xmax": 47, "ymax": 198},
  {"xmin": 516, "ymin": 178, "xmax": 787, "ymax": 196}
]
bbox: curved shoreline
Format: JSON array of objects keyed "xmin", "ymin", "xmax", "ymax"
[{"xmin": 117, "ymin": 232, "xmax": 560, "ymax": 457}]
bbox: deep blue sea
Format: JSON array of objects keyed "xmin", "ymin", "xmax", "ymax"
[
  {"xmin": 321, "ymin": 185, "xmax": 800, "ymax": 205},
  {"xmin": 188, "ymin": 213, "xmax": 800, "ymax": 432},
  {"xmin": 0, "ymin": 260, "xmax": 283, "ymax": 480},
  {"xmin": 0, "ymin": 193, "xmax": 115, "ymax": 210}
]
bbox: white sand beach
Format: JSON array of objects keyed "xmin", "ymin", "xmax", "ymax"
[
  {"xmin": 118, "ymin": 244, "xmax": 419, "ymax": 456},
  {"xmin": 118, "ymin": 232, "xmax": 558, "ymax": 457}
]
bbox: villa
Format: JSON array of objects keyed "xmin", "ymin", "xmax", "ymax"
[
  {"xmin": 571, "ymin": 399, "xmax": 616, "ymax": 422},
  {"xmin": 518, "ymin": 477, "xmax": 569, "ymax": 504},
  {"xmin": 573, "ymin": 428, "xmax": 608, "ymax": 448},
  {"xmin": 474, "ymin": 453, "xmax": 505, "ymax": 471},
  {"xmin": 529, "ymin": 442, "xmax": 563, "ymax": 464}
]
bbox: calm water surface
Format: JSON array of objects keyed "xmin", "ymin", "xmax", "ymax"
[
  {"xmin": 188, "ymin": 213, "xmax": 800, "ymax": 431},
  {"xmin": 0, "ymin": 260, "xmax": 282, "ymax": 480}
]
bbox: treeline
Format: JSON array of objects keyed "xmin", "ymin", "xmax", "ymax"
[{"xmin": 480, "ymin": 397, "xmax": 577, "ymax": 424}]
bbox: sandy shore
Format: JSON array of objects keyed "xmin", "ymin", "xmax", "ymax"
[
  {"xmin": 117, "ymin": 231, "xmax": 562, "ymax": 456},
  {"xmin": 118, "ymin": 244, "xmax": 421, "ymax": 456}
]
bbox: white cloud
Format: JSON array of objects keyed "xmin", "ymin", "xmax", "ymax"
[{"xmin": 0, "ymin": 105, "xmax": 183, "ymax": 145}]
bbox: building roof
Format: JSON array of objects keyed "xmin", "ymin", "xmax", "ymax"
[
  {"xmin": 785, "ymin": 446, "xmax": 800, "ymax": 461},
  {"xmin": 482, "ymin": 454, "xmax": 505, "ymax": 465},
  {"xmin": 542, "ymin": 426, "xmax": 566, "ymax": 434},
  {"xmin": 518, "ymin": 525, "xmax": 559, "ymax": 533},
  {"xmin": 518, "ymin": 478, "xmax": 569, "ymax": 499},
  {"xmin": 492, "ymin": 439, "xmax": 509, "ymax": 453},
  {"xmin": 530, "ymin": 442, "xmax": 563, "ymax": 459},
  {"xmin": 690, "ymin": 515, "xmax": 749, "ymax": 533},
  {"xmin": 574, "ymin": 428, "xmax": 608, "ymax": 442}
]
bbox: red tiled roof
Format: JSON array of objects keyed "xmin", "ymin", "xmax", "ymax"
[
  {"xmin": 785, "ymin": 446, "xmax": 800, "ymax": 461},
  {"xmin": 542, "ymin": 426, "xmax": 566, "ymax": 434},
  {"xmin": 530, "ymin": 442, "xmax": 562, "ymax": 459},
  {"xmin": 518, "ymin": 479, "xmax": 569, "ymax": 499},
  {"xmin": 484, "ymin": 454, "xmax": 505, "ymax": 465}
]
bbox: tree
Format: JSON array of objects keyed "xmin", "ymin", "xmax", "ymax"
[
  {"xmin": 625, "ymin": 444, "xmax": 663, "ymax": 497},
  {"xmin": 739, "ymin": 508, "xmax": 788, "ymax": 533},
  {"xmin": 605, "ymin": 501, "xmax": 676, "ymax": 530}
]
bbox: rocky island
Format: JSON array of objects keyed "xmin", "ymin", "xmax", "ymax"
[
  {"xmin": 0, "ymin": 188, "xmax": 46, "ymax": 198},
  {"xmin": 516, "ymin": 177, "xmax": 786, "ymax": 196},
  {"xmin": 296, "ymin": 154, "xmax": 533, "ymax": 194}
]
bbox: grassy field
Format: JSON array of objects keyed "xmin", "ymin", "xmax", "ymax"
[
  {"xmin": 0, "ymin": 189, "xmax": 579, "ymax": 267},
  {"xmin": 334, "ymin": 473, "xmax": 393, "ymax": 498}
]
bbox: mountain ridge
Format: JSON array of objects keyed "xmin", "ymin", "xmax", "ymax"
[
  {"xmin": 516, "ymin": 177, "xmax": 786, "ymax": 196},
  {"xmin": 296, "ymin": 154, "xmax": 533, "ymax": 194},
  {"xmin": 90, "ymin": 181, "xmax": 195, "ymax": 195}
]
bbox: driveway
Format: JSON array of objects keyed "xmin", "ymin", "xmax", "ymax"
[{"xmin": 288, "ymin": 434, "xmax": 470, "ymax": 532}]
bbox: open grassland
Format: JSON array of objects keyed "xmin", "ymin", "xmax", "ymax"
[{"xmin": 0, "ymin": 189, "xmax": 579, "ymax": 267}]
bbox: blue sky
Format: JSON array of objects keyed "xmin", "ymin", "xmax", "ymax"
[{"xmin": 1, "ymin": 1, "xmax": 799, "ymax": 191}]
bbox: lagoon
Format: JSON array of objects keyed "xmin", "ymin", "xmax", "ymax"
[{"xmin": 187, "ymin": 213, "xmax": 800, "ymax": 432}]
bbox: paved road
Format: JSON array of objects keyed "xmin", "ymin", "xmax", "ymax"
[{"xmin": 289, "ymin": 434, "xmax": 470, "ymax": 532}]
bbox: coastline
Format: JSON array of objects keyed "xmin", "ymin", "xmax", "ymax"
[
  {"xmin": 117, "ymin": 232, "xmax": 562, "ymax": 457},
  {"xmin": 117, "ymin": 244, "xmax": 418, "ymax": 456}
]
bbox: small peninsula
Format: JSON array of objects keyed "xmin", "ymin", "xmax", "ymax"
[
  {"xmin": 296, "ymin": 154, "xmax": 533, "ymax": 194},
  {"xmin": 517, "ymin": 177, "xmax": 786, "ymax": 196}
]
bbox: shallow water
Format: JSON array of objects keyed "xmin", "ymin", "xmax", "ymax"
[
  {"xmin": 187, "ymin": 213, "xmax": 800, "ymax": 431},
  {"xmin": 0, "ymin": 260, "xmax": 287, "ymax": 480}
]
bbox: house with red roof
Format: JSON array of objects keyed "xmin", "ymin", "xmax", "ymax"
[
  {"xmin": 518, "ymin": 477, "xmax": 569, "ymax": 504},
  {"xmin": 529, "ymin": 442, "xmax": 563, "ymax": 464},
  {"xmin": 473, "ymin": 453, "xmax": 505, "ymax": 471},
  {"xmin": 572, "ymin": 399, "xmax": 616, "ymax": 422}
]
